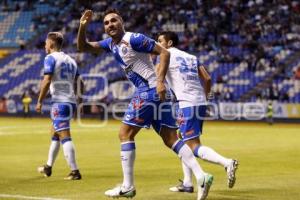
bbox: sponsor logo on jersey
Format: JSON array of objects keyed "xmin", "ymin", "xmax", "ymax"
[{"xmin": 59, "ymin": 122, "xmax": 67, "ymax": 128}]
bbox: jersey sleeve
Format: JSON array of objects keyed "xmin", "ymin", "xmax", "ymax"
[
  {"xmin": 98, "ymin": 38, "xmax": 112, "ymax": 52},
  {"xmin": 130, "ymin": 33, "xmax": 156, "ymax": 53},
  {"xmin": 44, "ymin": 55, "xmax": 55, "ymax": 75}
]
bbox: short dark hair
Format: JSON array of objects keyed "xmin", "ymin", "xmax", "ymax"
[
  {"xmin": 104, "ymin": 8, "xmax": 122, "ymax": 19},
  {"xmin": 47, "ymin": 32, "xmax": 64, "ymax": 49},
  {"xmin": 158, "ymin": 31, "xmax": 179, "ymax": 47}
]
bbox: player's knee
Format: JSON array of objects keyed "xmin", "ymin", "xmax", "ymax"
[
  {"xmin": 119, "ymin": 130, "xmax": 134, "ymax": 142},
  {"xmin": 160, "ymin": 127, "xmax": 178, "ymax": 148}
]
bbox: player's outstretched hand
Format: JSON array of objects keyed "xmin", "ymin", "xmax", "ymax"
[
  {"xmin": 157, "ymin": 81, "xmax": 166, "ymax": 102},
  {"xmin": 36, "ymin": 102, "xmax": 42, "ymax": 113},
  {"xmin": 80, "ymin": 10, "xmax": 93, "ymax": 26}
]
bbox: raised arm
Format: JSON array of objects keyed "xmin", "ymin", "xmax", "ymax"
[
  {"xmin": 198, "ymin": 65, "xmax": 211, "ymax": 99},
  {"xmin": 77, "ymin": 10, "xmax": 103, "ymax": 54},
  {"xmin": 152, "ymin": 44, "xmax": 170, "ymax": 101}
]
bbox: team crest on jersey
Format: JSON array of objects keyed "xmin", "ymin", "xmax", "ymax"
[{"xmin": 122, "ymin": 46, "xmax": 128, "ymax": 55}]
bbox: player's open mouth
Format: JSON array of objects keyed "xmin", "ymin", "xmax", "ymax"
[{"xmin": 109, "ymin": 29, "xmax": 116, "ymax": 34}]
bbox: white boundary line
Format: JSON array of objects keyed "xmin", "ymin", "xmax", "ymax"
[{"xmin": 0, "ymin": 194, "xmax": 69, "ymax": 200}]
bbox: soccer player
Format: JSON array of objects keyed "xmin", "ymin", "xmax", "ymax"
[
  {"xmin": 77, "ymin": 9, "xmax": 213, "ymax": 200},
  {"xmin": 157, "ymin": 31, "xmax": 238, "ymax": 192},
  {"xmin": 36, "ymin": 32, "xmax": 82, "ymax": 180}
]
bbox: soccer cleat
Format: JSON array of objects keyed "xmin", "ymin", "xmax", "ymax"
[
  {"xmin": 64, "ymin": 170, "xmax": 82, "ymax": 180},
  {"xmin": 37, "ymin": 165, "xmax": 52, "ymax": 177},
  {"xmin": 104, "ymin": 185, "xmax": 136, "ymax": 198},
  {"xmin": 226, "ymin": 159, "xmax": 238, "ymax": 188},
  {"xmin": 169, "ymin": 179, "xmax": 194, "ymax": 193},
  {"xmin": 197, "ymin": 173, "xmax": 213, "ymax": 200}
]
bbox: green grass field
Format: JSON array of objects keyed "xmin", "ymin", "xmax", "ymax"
[{"xmin": 0, "ymin": 117, "xmax": 299, "ymax": 200}]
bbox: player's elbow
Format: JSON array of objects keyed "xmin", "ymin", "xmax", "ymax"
[
  {"xmin": 205, "ymin": 77, "xmax": 211, "ymax": 87},
  {"xmin": 206, "ymin": 76, "xmax": 212, "ymax": 83}
]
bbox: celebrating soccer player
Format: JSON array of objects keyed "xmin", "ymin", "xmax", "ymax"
[
  {"xmin": 77, "ymin": 9, "xmax": 212, "ymax": 200},
  {"xmin": 36, "ymin": 32, "xmax": 83, "ymax": 180}
]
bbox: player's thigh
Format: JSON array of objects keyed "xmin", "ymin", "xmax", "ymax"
[
  {"xmin": 119, "ymin": 123, "xmax": 141, "ymax": 142},
  {"xmin": 152, "ymin": 101, "xmax": 177, "ymax": 134},
  {"xmin": 159, "ymin": 126, "xmax": 178, "ymax": 148},
  {"xmin": 178, "ymin": 106, "xmax": 206, "ymax": 142},
  {"xmin": 123, "ymin": 99, "xmax": 156, "ymax": 125},
  {"xmin": 51, "ymin": 102, "xmax": 75, "ymax": 136},
  {"xmin": 57, "ymin": 129, "xmax": 71, "ymax": 140}
]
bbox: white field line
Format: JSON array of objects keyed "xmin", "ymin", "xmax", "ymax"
[{"xmin": 0, "ymin": 193, "xmax": 69, "ymax": 200}]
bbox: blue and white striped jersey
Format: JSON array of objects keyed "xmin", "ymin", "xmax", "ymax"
[{"xmin": 99, "ymin": 32, "xmax": 157, "ymax": 92}]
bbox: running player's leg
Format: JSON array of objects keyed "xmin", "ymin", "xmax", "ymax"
[
  {"xmin": 57, "ymin": 129, "xmax": 81, "ymax": 180},
  {"xmin": 55, "ymin": 103, "xmax": 81, "ymax": 180},
  {"xmin": 182, "ymin": 105, "xmax": 238, "ymax": 188},
  {"xmin": 47, "ymin": 128, "xmax": 60, "ymax": 167},
  {"xmin": 119, "ymin": 123, "xmax": 140, "ymax": 190},
  {"xmin": 37, "ymin": 127, "xmax": 59, "ymax": 177},
  {"xmin": 105, "ymin": 96, "xmax": 153, "ymax": 198},
  {"xmin": 156, "ymin": 102, "xmax": 213, "ymax": 200},
  {"xmin": 159, "ymin": 126, "xmax": 213, "ymax": 200},
  {"xmin": 104, "ymin": 123, "xmax": 140, "ymax": 198}
]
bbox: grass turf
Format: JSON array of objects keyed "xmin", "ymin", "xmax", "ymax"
[{"xmin": 0, "ymin": 117, "xmax": 299, "ymax": 200}]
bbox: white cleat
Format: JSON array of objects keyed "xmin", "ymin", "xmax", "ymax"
[
  {"xmin": 226, "ymin": 159, "xmax": 239, "ymax": 188},
  {"xmin": 197, "ymin": 173, "xmax": 213, "ymax": 200},
  {"xmin": 169, "ymin": 179, "xmax": 194, "ymax": 193},
  {"xmin": 104, "ymin": 185, "xmax": 136, "ymax": 198}
]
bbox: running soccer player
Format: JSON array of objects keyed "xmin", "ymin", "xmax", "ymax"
[
  {"xmin": 36, "ymin": 32, "xmax": 82, "ymax": 180},
  {"xmin": 77, "ymin": 9, "xmax": 212, "ymax": 200},
  {"xmin": 157, "ymin": 31, "xmax": 238, "ymax": 192}
]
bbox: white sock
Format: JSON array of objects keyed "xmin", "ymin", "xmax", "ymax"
[
  {"xmin": 195, "ymin": 145, "xmax": 231, "ymax": 167},
  {"xmin": 182, "ymin": 161, "xmax": 193, "ymax": 187},
  {"xmin": 46, "ymin": 137, "xmax": 60, "ymax": 167},
  {"xmin": 121, "ymin": 141, "xmax": 136, "ymax": 189},
  {"xmin": 172, "ymin": 140, "xmax": 205, "ymax": 184},
  {"xmin": 61, "ymin": 138, "xmax": 78, "ymax": 171}
]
